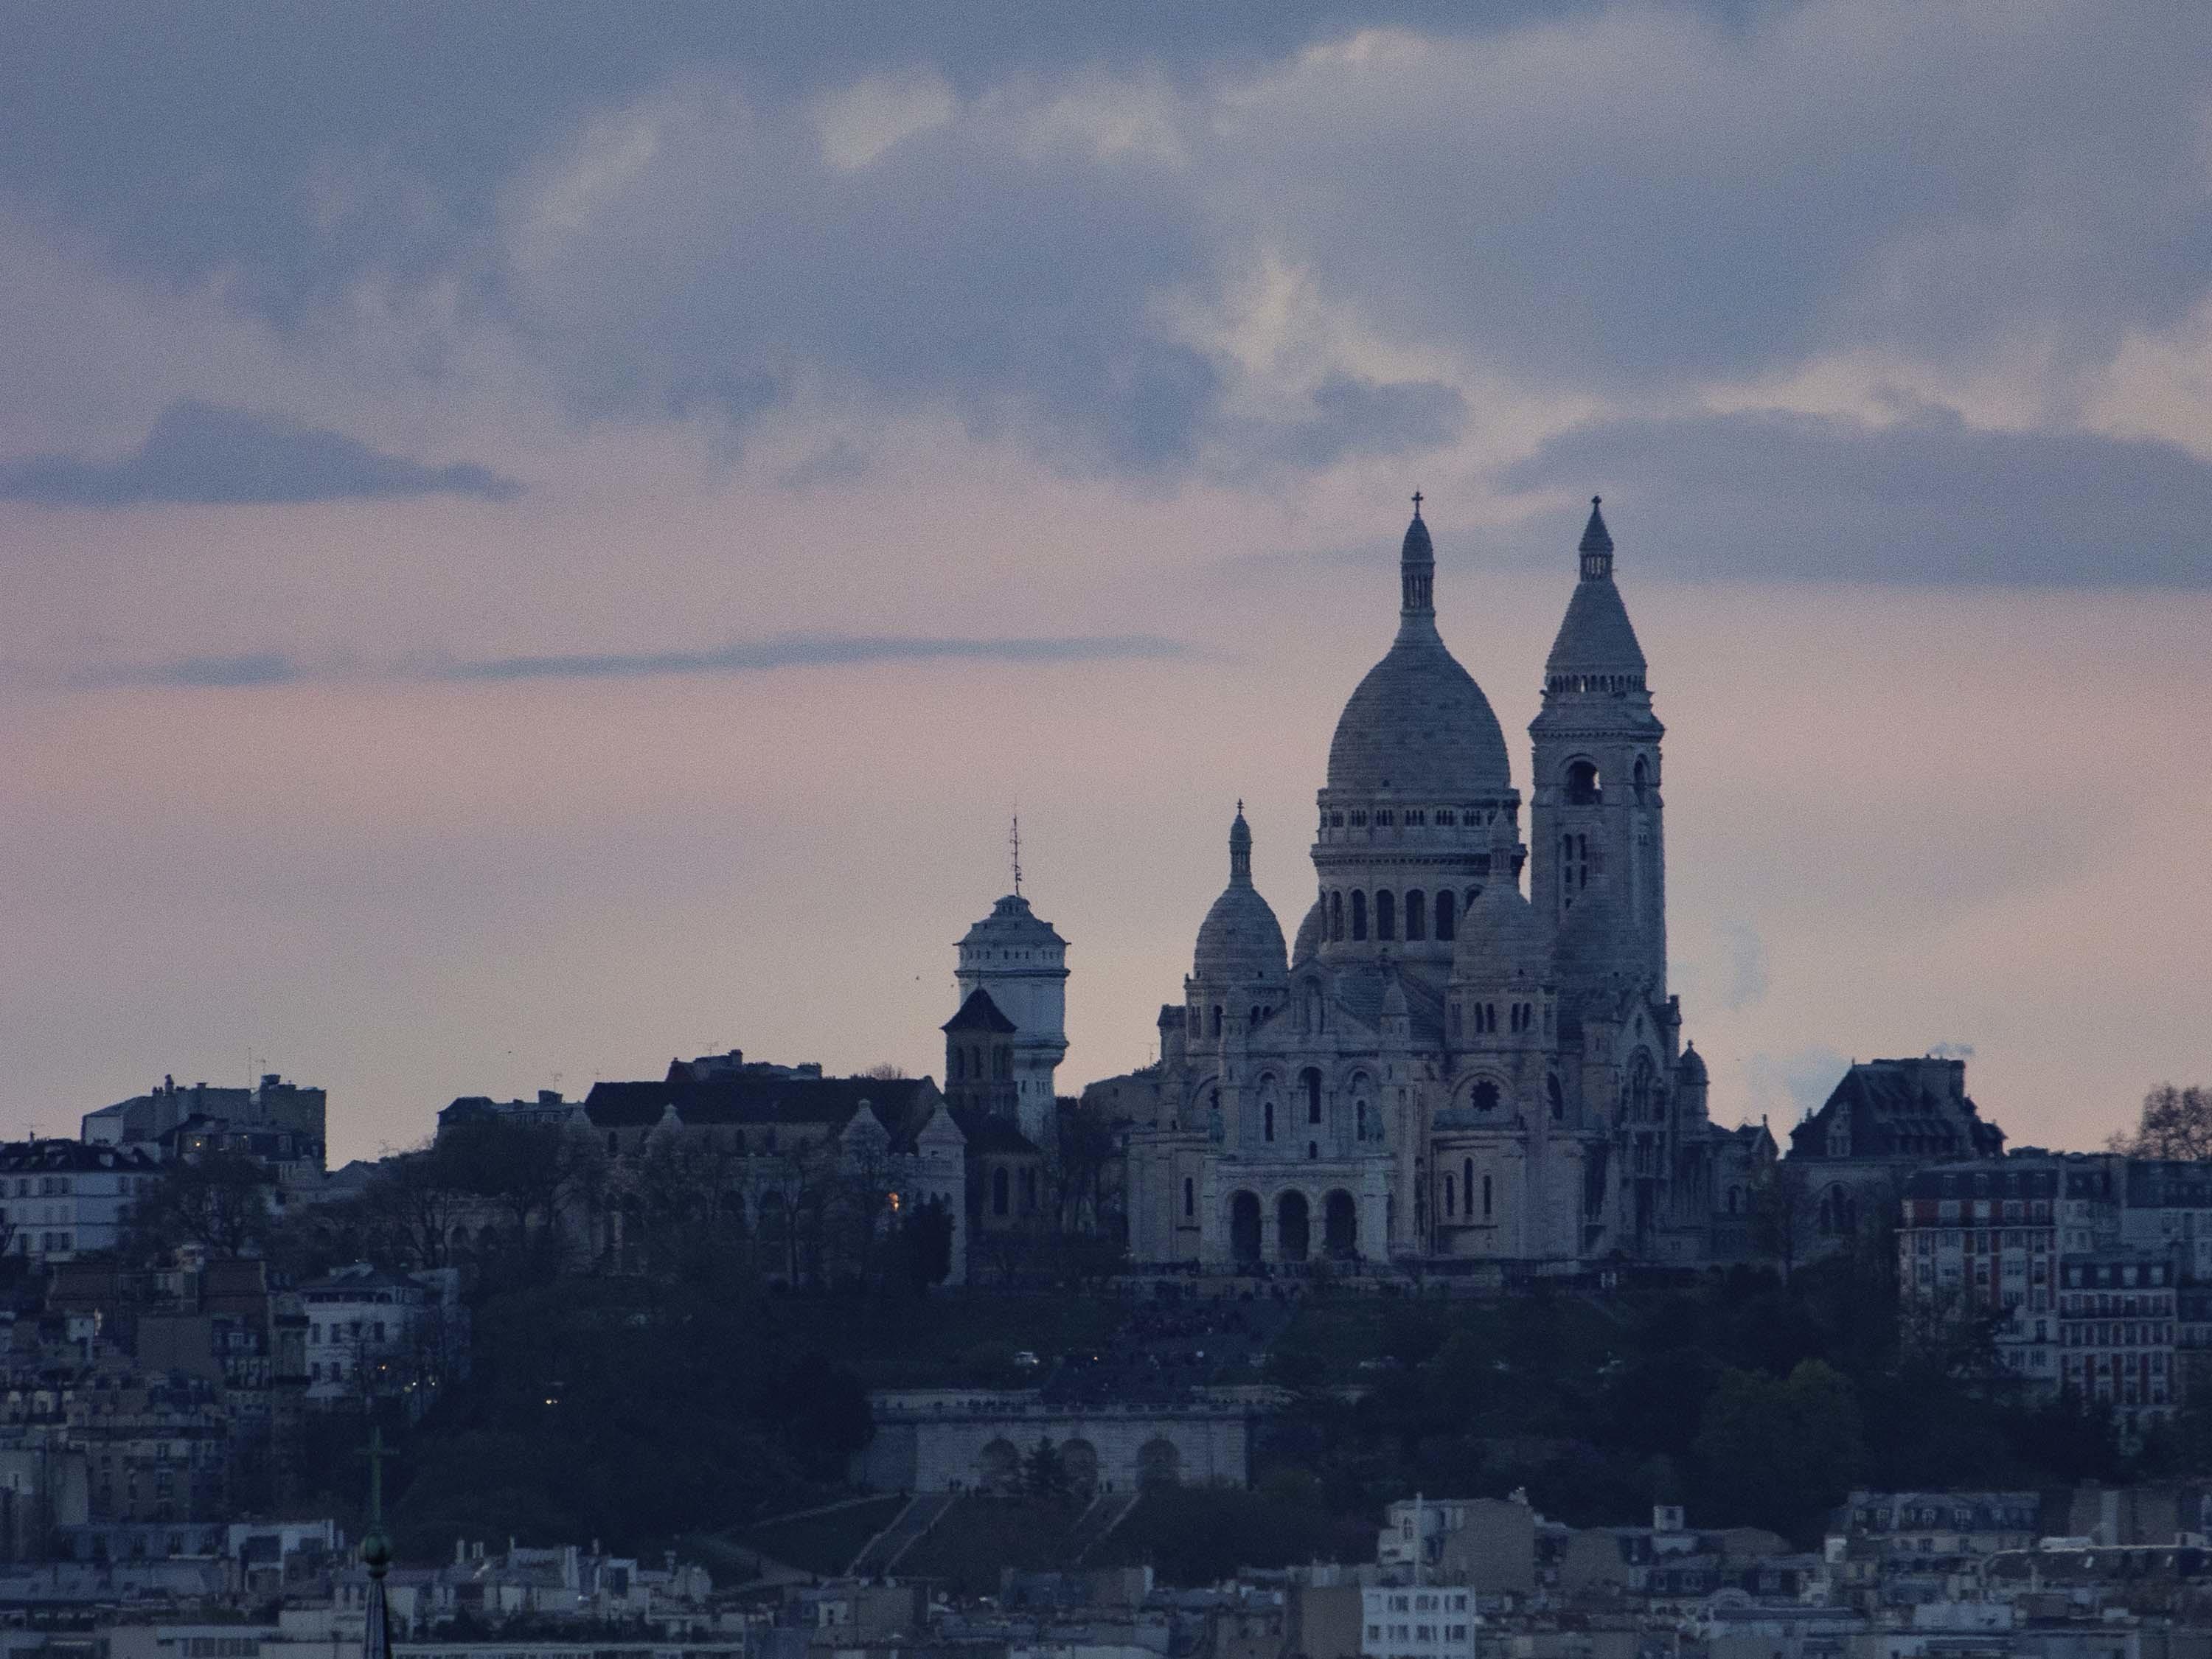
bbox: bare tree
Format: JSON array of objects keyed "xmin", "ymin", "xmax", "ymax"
[
  {"xmin": 2108, "ymin": 1085, "xmax": 2212, "ymax": 1160},
  {"xmin": 1748, "ymin": 1158, "xmax": 1816, "ymax": 1283}
]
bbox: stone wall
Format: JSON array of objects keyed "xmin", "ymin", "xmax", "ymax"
[{"xmin": 853, "ymin": 1394, "xmax": 1251, "ymax": 1494}]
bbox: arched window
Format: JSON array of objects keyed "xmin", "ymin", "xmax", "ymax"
[
  {"xmin": 1183, "ymin": 1177, "xmax": 1194, "ymax": 1218},
  {"xmin": 1355, "ymin": 1101, "xmax": 1369, "ymax": 1141},
  {"xmin": 1351, "ymin": 891, "xmax": 1368, "ymax": 940},
  {"xmin": 1444, "ymin": 1174, "xmax": 1456, "ymax": 1217},
  {"xmin": 1249, "ymin": 1006, "xmax": 1262, "ymax": 1029},
  {"xmin": 1263, "ymin": 1102, "xmax": 1276, "ymax": 1141},
  {"xmin": 1470, "ymin": 1079, "xmax": 1500, "ymax": 1113},
  {"xmin": 1483, "ymin": 1175, "xmax": 1493, "ymax": 1218},
  {"xmin": 950, "ymin": 1047, "xmax": 964, "ymax": 1082},
  {"xmin": 1021, "ymin": 1168, "xmax": 1037, "ymax": 1212},
  {"xmin": 1436, "ymin": 889, "xmax": 1455, "ymax": 941},
  {"xmin": 1211, "ymin": 1005, "xmax": 1222, "ymax": 1037},
  {"xmin": 1450, "ymin": 1001, "xmax": 1464, "ymax": 1036},
  {"xmin": 1405, "ymin": 890, "xmax": 1426, "ymax": 940},
  {"xmin": 1548, "ymin": 1074, "xmax": 1564, "ymax": 1120},
  {"xmin": 1565, "ymin": 760, "xmax": 1600, "ymax": 804},
  {"xmin": 1464, "ymin": 1158, "xmax": 1474, "ymax": 1213},
  {"xmin": 1329, "ymin": 891, "xmax": 1343, "ymax": 941},
  {"xmin": 1304, "ymin": 1069, "xmax": 1323, "ymax": 1124},
  {"xmin": 1305, "ymin": 987, "xmax": 1324, "ymax": 1032},
  {"xmin": 992, "ymin": 1167, "xmax": 1009, "ymax": 1217},
  {"xmin": 1376, "ymin": 890, "xmax": 1396, "ymax": 941},
  {"xmin": 1307, "ymin": 1141, "xmax": 1318, "ymax": 1161},
  {"xmin": 1633, "ymin": 756, "xmax": 1649, "ymax": 801}
]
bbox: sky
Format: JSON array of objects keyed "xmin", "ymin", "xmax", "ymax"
[{"xmin": 1, "ymin": 0, "xmax": 2208, "ymax": 1163}]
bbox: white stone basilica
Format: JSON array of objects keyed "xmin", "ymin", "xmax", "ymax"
[{"xmin": 1120, "ymin": 498, "xmax": 1754, "ymax": 1271}]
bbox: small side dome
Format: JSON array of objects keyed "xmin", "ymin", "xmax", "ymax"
[
  {"xmin": 1194, "ymin": 807, "xmax": 1288, "ymax": 984},
  {"xmin": 1291, "ymin": 898, "xmax": 1325, "ymax": 966},
  {"xmin": 1676, "ymin": 1043, "xmax": 1708, "ymax": 1087},
  {"xmin": 1454, "ymin": 823, "xmax": 1542, "ymax": 981},
  {"xmin": 1549, "ymin": 874, "xmax": 1641, "ymax": 990}
]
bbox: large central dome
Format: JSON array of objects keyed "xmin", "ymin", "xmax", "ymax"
[{"xmin": 1325, "ymin": 507, "xmax": 1512, "ymax": 796}]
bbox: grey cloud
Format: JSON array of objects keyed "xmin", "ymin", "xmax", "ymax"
[
  {"xmin": 63, "ymin": 634, "xmax": 1189, "ymax": 692},
  {"xmin": 0, "ymin": 402, "xmax": 520, "ymax": 507},
  {"xmin": 1720, "ymin": 920, "xmax": 1769, "ymax": 1012},
  {"xmin": 1499, "ymin": 406, "xmax": 2212, "ymax": 585},
  {"xmin": 442, "ymin": 634, "xmax": 1191, "ymax": 682},
  {"xmin": 76, "ymin": 653, "xmax": 302, "ymax": 690},
  {"xmin": 1257, "ymin": 374, "xmax": 1467, "ymax": 470},
  {"xmin": 9, "ymin": 4, "xmax": 2212, "ymax": 482}
]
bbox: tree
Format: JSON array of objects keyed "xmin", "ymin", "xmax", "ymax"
[
  {"xmin": 1747, "ymin": 1159, "xmax": 1816, "ymax": 1283},
  {"xmin": 1023, "ymin": 1436, "xmax": 1071, "ymax": 1499},
  {"xmin": 124, "ymin": 1152, "xmax": 274, "ymax": 1261},
  {"xmin": 1691, "ymin": 1360, "xmax": 1863, "ymax": 1542},
  {"xmin": 2109, "ymin": 1084, "xmax": 2212, "ymax": 1159},
  {"xmin": 894, "ymin": 1198, "xmax": 955, "ymax": 1296}
]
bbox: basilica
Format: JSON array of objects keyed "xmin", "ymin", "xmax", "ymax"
[{"xmin": 1112, "ymin": 498, "xmax": 1765, "ymax": 1271}]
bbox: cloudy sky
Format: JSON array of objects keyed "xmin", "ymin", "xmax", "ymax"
[{"xmin": 3, "ymin": 1, "xmax": 2208, "ymax": 1161}]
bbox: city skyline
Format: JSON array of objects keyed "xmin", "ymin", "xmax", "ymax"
[{"xmin": 3, "ymin": 2, "xmax": 2208, "ymax": 1162}]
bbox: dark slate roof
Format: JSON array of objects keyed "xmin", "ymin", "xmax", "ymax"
[
  {"xmin": 1790, "ymin": 1057, "xmax": 2005, "ymax": 1161},
  {"xmin": 945, "ymin": 1105, "xmax": 1040, "ymax": 1156},
  {"xmin": 943, "ymin": 988, "xmax": 1018, "ymax": 1034},
  {"xmin": 0, "ymin": 1139, "xmax": 161, "ymax": 1173},
  {"xmin": 583, "ymin": 1073, "xmax": 939, "ymax": 1144}
]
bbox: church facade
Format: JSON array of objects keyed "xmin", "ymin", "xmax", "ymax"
[{"xmin": 1120, "ymin": 500, "xmax": 1759, "ymax": 1271}]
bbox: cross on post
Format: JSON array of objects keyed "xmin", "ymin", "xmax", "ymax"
[{"xmin": 1411, "ymin": 490, "xmax": 1424, "ymax": 516}]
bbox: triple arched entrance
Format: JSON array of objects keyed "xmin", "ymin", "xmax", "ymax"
[{"xmin": 1227, "ymin": 1187, "xmax": 1360, "ymax": 1262}]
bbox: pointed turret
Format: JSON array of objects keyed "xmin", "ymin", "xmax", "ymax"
[
  {"xmin": 1545, "ymin": 495, "xmax": 1646, "ymax": 682},
  {"xmin": 1193, "ymin": 804, "xmax": 1287, "ymax": 984},
  {"xmin": 1400, "ymin": 490, "xmax": 1435, "ymax": 619}
]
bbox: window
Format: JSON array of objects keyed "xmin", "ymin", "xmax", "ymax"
[
  {"xmin": 1264, "ymin": 1102, "xmax": 1275, "ymax": 1141},
  {"xmin": 1329, "ymin": 891, "xmax": 1343, "ymax": 941},
  {"xmin": 1376, "ymin": 890, "xmax": 1396, "ymax": 940},
  {"xmin": 1350, "ymin": 810, "xmax": 1368, "ymax": 827},
  {"xmin": 1211, "ymin": 1005, "xmax": 1222, "ymax": 1037},
  {"xmin": 1352, "ymin": 891, "xmax": 1368, "ymax": 940},
  {"xmin": 1305, "ymin": 1070, "xmax": 1323, "ymax": 1124},
  {"xmin": 1470, "ymin": 1080, "xmax": 1500, "ymax": 1113},
  {"xmin": 1484, "ymin": 1175, "xmax": 1493, "ymax": 1218},
  {"xmin": 1376, "ymin": 810, "xmax": 1393, "ymax": 827},
  {"xmin": 1406, "ymin": 809, "xmax": 1425, "ymax": 827},
  {"xmin": 1405, "ymin": 890, "xmax": 1425, "ymax": 939},
  {"xmin": 992, "ymin": 1168, "xmax": 1009, "ymax": 1216},
  {"xmin": 1565, "ymin": 759, "xmax": 1601, "ymax": 804},
  {"xmin": 1183, "ymin": 1178, "xmax": 1194, "ymax": 1218},
  {"xmin": 1444, "ymin": 1175, "xmax": 1456, "ymax": 1217},
  {"xmin": 1436, "ymin": 890, "xmax": 1455, "ymax": 941},
  {"xmin": 1437, "ymin": 809, "xmax": 1455, "ymax": 826}
]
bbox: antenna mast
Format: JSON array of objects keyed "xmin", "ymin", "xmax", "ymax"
[{"xmin": 1009, "ymin": 812, "xmax": 1023, "ymax": 897}]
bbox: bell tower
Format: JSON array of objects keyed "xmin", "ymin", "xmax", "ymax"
[{"xmin": 1528, "ymin": 498, "xmax": 1667, "ymax": 992}]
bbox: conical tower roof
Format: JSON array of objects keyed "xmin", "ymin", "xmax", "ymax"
[{"xmin": 1544, "ymin": 497, "xmax": 1646, "ymax": 677}]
